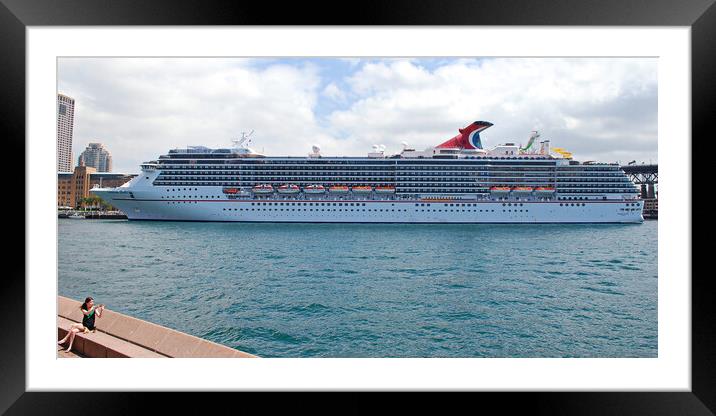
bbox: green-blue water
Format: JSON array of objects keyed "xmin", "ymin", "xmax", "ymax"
[{"xmin": 58, "ymin": 219, "xmax": 657, "ymax": 357}]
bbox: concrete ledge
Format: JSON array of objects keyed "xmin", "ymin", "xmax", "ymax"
[
  {"xmin": 58, "ymin": 316, "xmax": 165, "ymax": 358},
  {"xmin": 58, "ymin": 296, "xmax": 257, "ymax": 358}
]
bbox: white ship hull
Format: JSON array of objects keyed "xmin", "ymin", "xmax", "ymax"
[
  {"xmin": 91, "ymin": 125, "xmax": 646, "ymax": 225},
  {"xmin": 92, "ymin": 185, "xmax": 644, "ymax": 224}
]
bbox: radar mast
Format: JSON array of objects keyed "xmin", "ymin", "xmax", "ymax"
[{"xmin": 232, "ymin": 130, "xmax": 254, "ymax": 149}]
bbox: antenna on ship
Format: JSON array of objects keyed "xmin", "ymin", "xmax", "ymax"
[{"xmin": 232, "ymin": 130, "xmax": 254, "ymax": 148}]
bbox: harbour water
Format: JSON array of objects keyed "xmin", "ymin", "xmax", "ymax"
[{"xmin": 58, "ymin": 219, "xmax": 657, "ymax": 357}]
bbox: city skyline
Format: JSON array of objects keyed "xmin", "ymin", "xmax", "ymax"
[{"xmin": 58, "ymin": 57, "xmax": 658, "ymax": 174}]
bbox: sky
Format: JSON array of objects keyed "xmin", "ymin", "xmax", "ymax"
[{"xmin": 58, "ymin": 57, "xmax": 657, "ymax": 174}]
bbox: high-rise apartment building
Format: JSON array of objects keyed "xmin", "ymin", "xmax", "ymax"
[
  {"xmin": 57, "ymin": 93, "xmax": 75, "ymax": 172},
  {"xmin": 78, "ymin": 142, "xmax": 113, "ymax": 172}
]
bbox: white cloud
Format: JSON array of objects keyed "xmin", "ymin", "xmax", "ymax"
[
  {"xmin": 59, "ymin": 57, "xmax": 657, "ymax": 173},
  {"xmin": 60, "ymin": 58, "xmax": 335, "ymax": 172},
  {"xmin": 321, "ymin": 82, "xmax": 345, "ymax": 102},
  {"xmin": 329, "ymin": 58, "xmax": 657, "ymax": 163}
]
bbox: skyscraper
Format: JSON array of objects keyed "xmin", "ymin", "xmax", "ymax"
[
  {"xmin": 78, "ymin": 142, "xmax": 113, "ymax": 172},
  {"xmin": 57, "ymin": 93, "xmax": 75, "ymax": 172}
]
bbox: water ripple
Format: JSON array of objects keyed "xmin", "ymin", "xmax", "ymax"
[{"xmin": 59, "ymin": 219, "xmax": 658, "ymax": 358}]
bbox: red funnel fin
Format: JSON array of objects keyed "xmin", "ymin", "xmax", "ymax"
[{"xmin": 436, "ymin": 121, "xmax": 493, "ymax": 149}]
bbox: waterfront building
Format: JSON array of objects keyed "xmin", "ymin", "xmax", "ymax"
[
  {"xmin": 57, "ymin": 93, "xmax": 75, "ymax": 173},
  {"xmin": 643, "ymin": 198, "xmax": 658, "ymax": 219},
  {"xmin": 78, "ymin": 142, "xmax": 113, "ymax": 172},
  {"xmin": 58, "ymin": 166, "xmax": 136, "ymax": 208}
]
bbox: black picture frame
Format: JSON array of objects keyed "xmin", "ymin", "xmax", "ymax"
[{"xmin": 4, "ymin": 0, "xmax": 709, "ymax": 413}]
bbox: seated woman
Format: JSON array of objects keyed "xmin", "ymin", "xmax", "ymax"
[{"xmin": 57, "ymin": 296, "xmax": 105, "ymax": 352}]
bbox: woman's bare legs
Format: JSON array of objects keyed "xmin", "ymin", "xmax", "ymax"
[
  {"xmin": 58, "ymin": 323, "xmax": 87, "ymax": 351},
  {"xmin": 65, "ymin": 330, "xmax": 75, "ymax": 351},
  {"xmin": 58, "ymin": 323, "xmax": 84, "ymax": 345},
  {"xmin": 65, "ymin": 326, "xmax": 85, "ymax": 352}
]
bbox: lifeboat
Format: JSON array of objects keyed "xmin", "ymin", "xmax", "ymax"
[
  {"xmin": 328, "ymin": 185, "xmax": 349, "ymax": 193},
  {"xmin": 534, "ymin": 186, "xmax": 556, "ymax": 195},
  {"xmin": 252, "ymin": 184, "xmax": 274, "ymax": 194},
  {"xmin": 511, "ymin": 186, "xmax": 533, "ymax": 195},
  {"xmin": 375, "ymin": 186, "xmax": 396, "ymax": 194},
  {"xmin": 222, "ymin": 187, "xmax": 239, "ymax": 194},
  {"xmin": 303, "ymin": 185, "xmax": 326, "ymax": 194},
  {"xmin": 490, "ymin": 186, "xmax": 511, "ymax": 195},
  {"xmin": 352, "ymin": 186, "xmax": 373, "ymax": 193},
  {"xmin": 277, "ymin": 184, "xmax": 300, "ymax": 194}
]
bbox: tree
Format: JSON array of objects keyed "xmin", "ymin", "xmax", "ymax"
[{"xmin": 79, "ymin": 195, "xmax": 105, "ymax": 210}]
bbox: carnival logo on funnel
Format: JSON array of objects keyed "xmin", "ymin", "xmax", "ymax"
[
  {"xmin": 436, "ymin": 121, "xmax": 494, "ymax": 149},
  {"xmin": 468, "ymin": 129, "xmax": 483, "ymax": 149}
]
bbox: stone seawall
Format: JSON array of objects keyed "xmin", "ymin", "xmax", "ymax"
[{"xmin": 57, "ymin": 296, "xmax": 257, "ymax": 358}]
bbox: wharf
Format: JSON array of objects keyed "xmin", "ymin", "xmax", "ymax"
[
  {"xmin": 58, "ymin": 211, "xmax": 127, "ymax": 219},
  {"xmin": 57, "ymin": 296, "xmax": 257, "ymax": 358}
]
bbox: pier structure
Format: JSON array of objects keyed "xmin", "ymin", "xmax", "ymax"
[
  {"xmin": 622, "ymin": 163, "xmax": 658, "ymax": 219},
  {"xmin": 57, "ymin": 296, "xmax": 257, "ymax": 358},
  {"xmin": 58, "ymin": 210, "xmax": 127, "ymax": 219}
]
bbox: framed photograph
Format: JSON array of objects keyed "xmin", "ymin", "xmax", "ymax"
[{"xmin": 6, "ymin": 0, "xmax": 710, "ymax": 413}]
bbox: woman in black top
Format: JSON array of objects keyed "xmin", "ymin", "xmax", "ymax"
[{"xmin": 58, "ymin": 297, "xmax": 105, "ymax": 352}]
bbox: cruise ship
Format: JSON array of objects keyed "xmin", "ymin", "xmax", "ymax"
[{"xmin": 91, "ymin": 121, "xmax": 644, "ymax": 223}]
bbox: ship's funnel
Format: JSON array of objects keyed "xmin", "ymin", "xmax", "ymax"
[{"xmin": 436, "ymin": 121, "xmax": 493, "ymax": 150}]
